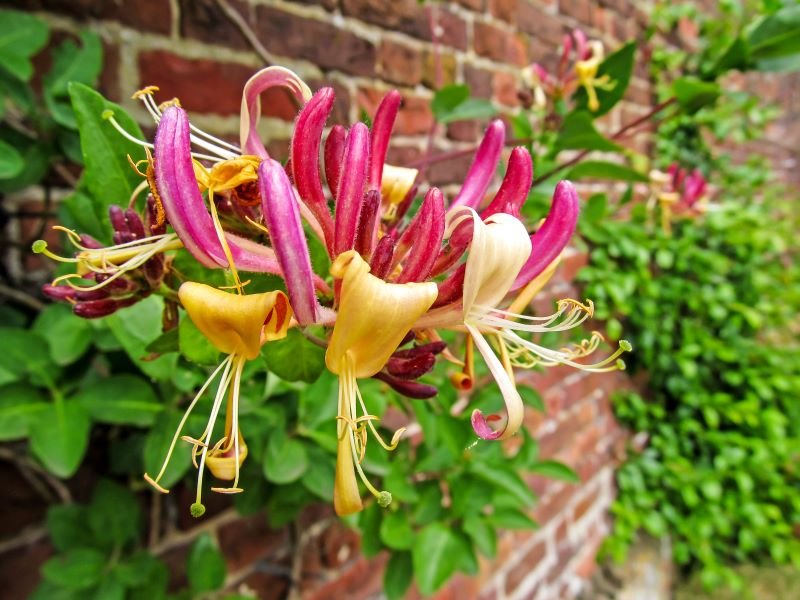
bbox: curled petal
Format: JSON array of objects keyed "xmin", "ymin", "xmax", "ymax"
[
  {"xmin": 240, "ymin": 66, "xmax": 312, "ymax": 157},
  {"xmin": 460, "ymin": 208, "xmax": 532, "ymax": 317},
  {"xmin": 259, "ymin": 159, "xmax": 320, "ymax": 326},
  {"xmin": 480, "ymin": 147, "xmax": 533, "ymax": 220},
  {"xmin": 334, "ymin": 122, "xmax": 370, "ymax": 256},
  {"xmin": 369, "ymin": 90, "xmax": 402, "ymax": 190},
  {"xmin": 334, "ymin": 424, "xmax": 364, "ymax": 516},
  {"xmin": 326, "ymin": 251, "xmax": 438, "ymax": 378},
  {"xmin": 179, "ymin": 282, "xmax": 291, "ymax": 359},
  {"xmin": 450, "ymin": 120, "xmax": 505, "ymax": 209},
  {"xmin": 154, "ymin": 106, "xmax": 285, "ymax": 275},
  {"xmin": 291, "ymin": 88, "xmax": 336, "ymax": 253},
  {"xmin": 467, "ymin": 324, "xmax": 523, "ymax": 440},
  {"xmin": 511, "ymin": 180, "xmax": 580, "ymax": 291}
]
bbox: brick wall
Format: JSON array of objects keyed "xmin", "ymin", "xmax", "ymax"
[{"xmin": 1, "ymin": 1, "xmax": 797, "ymax": 599}]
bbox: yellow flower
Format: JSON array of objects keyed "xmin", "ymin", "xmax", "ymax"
[
  {"xmin": 145, "ymin": 282, "xmax": 291, "ymax": 517},
  {"xmin": 325, "ymin": 251, "xmax": 437, "ymax": 515}
]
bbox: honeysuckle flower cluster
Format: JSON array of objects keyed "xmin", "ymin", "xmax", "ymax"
[
  {"xmin": 37, "ymin": 66, "xmax": 629, "ymax": 517},
  {"xmin": 521, "ymin": 28, "xmax": 613, "ymax": 112},
  {"xmin": 649, "ymin": 164, "xmax": 709, "ymax": 233}
]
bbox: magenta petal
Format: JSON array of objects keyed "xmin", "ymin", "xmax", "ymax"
[
  {"xmin": 291, "ymin": 88, "xmax": 336, "ymax": 254},
  {"xmin": 324, "ymin": 124, "xmax": 346, "ymax": 200},
  {"xmin": 369, "ymin": 90, "xmax": 402, "ymax": 190},
  {"xmin": 259, "ymin": 159, "xmax": 320, "ymax": 325},
  {"xmin": 470, "ymin": 410, "xmax": 505, "ymax": 440},
  {"xmin": 154, "ymin": 106, "xmax": 283, "ymax": 275},
  {"xmin": 355, "ymin": 189, "xmax": 381, "ymax": 258},
  {"xmin": 333, "ymin": 122, "xmax": 370, "ymax": 256},
  {"xmin": 480, "ymin": 147, "xmax": 533, "ymax": 220},
  {"xmin": 450, "ymin": 120, "xmax": 506, "ymax": 209},
  {"xmin": 396, "ymin": 188, "xmax": 446, "ymax": 283},
  {"xmin": 510, "ymin": 180, "xmax": 580, "ymax": 291}
]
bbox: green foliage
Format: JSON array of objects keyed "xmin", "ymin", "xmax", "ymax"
[
  {"xmin": 579, "ymin": 143, "xmax": 800, "ymax": 591},
  {"xmin": 431, "ymin": 83, "xmax": 496, "ymax": 124}
]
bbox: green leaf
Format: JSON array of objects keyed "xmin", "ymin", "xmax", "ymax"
[
  {"xmin": 145, "ymin": 328, "xmax": 180, "ymax": 355},
  {"xmin": 672, "ymin": 77, "xmax": 721, "ymax": 113},
  {"xmin": 58, "ymin": 188, "xmax": 107, "ymax": 243},
  {"xmin": 299, "ymin": 370, "xmax": 338, "ymax": 431},
  {"xmin": 262, "ymin": 328, "xmax": 326, "ymax": 383},
  {"xmin": 187, "ymin": 533, "xmax": 227, "ymax": 594},
  {"xmin": 29, "ymin": 401, "xmax": 91, "ymax": 478},
  {"xmin": 179, "ymin": 315, "xmax": 220, "ymax": 365},
  {"xmin": 87, "ymin": 479, "xmax": 141, "ymax": 547},
  {"xmin": 75, "ymin": 375, "xmax": 162, "ymax": 426},
  {"xmin": 519, "ymin": 385, "xmax": 545, "ymax": 411},
  {"xmin": 572, "ymin": 41, "xmax": 636, "ymax": 116},
  {"xmin": 359, "ymin": 502, "xmax": 384, "ymax": 558},
  {"xmin": 33, "ymin": 304, "xmax": 93, "ymax": 366},
  {"xmin": 566, "ymin": 160, "xmax": 648, "ymax": 183},
  {"xmin": 300, "ymin": 444, "xmax": 335, "ymax": 501},
  {"xmin": 384, "ymin": 551, "xmax": 413, "ymax": 600},
  {"xmin": 439, "ymin": 98, "xmax": 496, "ymax": 124},
  {"xmin": 379, "ymin": 510, "xmax": 413, "ymax": 550},
  {"xmin": 144, "ymin": 411, "xmax": 193, "ymax": 490},
  {"xmin": 263, "ymin": 432, "xmax": 309, "ymax": 484},
  {"xmin": 486, "ymin": 508, "xmax": 538, "ymax": 529},
  {"xmin": 105, "ymin": 296, "xmax": 178, "ymax": 381},
  {"xmin": 0, "ymin": 383, "xmax": 48, "ymax": 440},
  {"xmin": 44, "ymin": 31, "xmax": 103, "ymax": 99},
  {"xmin": 68, "ymin": 83, "xmax": 146, "ymax": 232},
  {"xmin": 0, "ymin": 10, "xmax": 49, "ymax": 82},
  {"xmin": 412, "ymin": 523, "xmax": 460, "ymax": 595},
  {"xmin": 462, "ymin": 516, "xmax": 497, "ymax": 558},
  {"xmin": 529, "ymin": 460, "xmax": 580, "ymax": 483},
  {"xmin": 747, "ymin": 5, "xmax": 800, "ymax": 70},
  {"xmin": 555, "ymin": 111, "xmax": 621, "ymax": 153},
  {"xmin": 42, "ymin": 548, "xmax": 106, "ymax": 590},
  {"xmin": 468, "ymin": 461, "xmax": 536, "ymax": 506},
  {"xmin": 0, "ymin": 138, "xmax": 24, "ymax": 179},
  {"xmin": 0, "ymin": 327, "xmax": 53, "ymax": 382},
  {"xmin": 47, "ymin": 504, "xmax": 95, "ymax": 552},
  {"xmin": 431, "ymin": 84, "xmax": 470, "ymax": 120}
]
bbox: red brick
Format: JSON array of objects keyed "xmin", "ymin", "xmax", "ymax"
[
  {"xmin": 533, "ymin": 484, "xmax": 577, "ymax": 524},
  {"xmin": 428, "ymin": 146, "xmax": 475, "ymax": 187},
  {"xmin": 257, "ymin": 6, "xmax": 376, "ymax": 77},
  {"xmin": 571, "ymin": 488, "xmax": 600, "ymax": 523},
  {"xmin": 434, "ymin": 8, "xmax": 469, "ymax": 51},
  {"xmin": 545, "ymin": 541, "xmax": 575, "ymax": 584},
  {"xmin": 304, "ymin": 554, "xmax": 387, "ymax": 600},
  {"xmin": 454, "ymin": 0, "xmax": 484, "ymax": 9},
  {"xmin": 287, "ymin": 0, "xmax": 339, "ymax": 10},
  {"xmin": 0, "ymin": 540, "xmax": 52, "ymax": 600},
  {"xmin": 447, "ymin": 120, "xmax": 480, "ymax": 142},
  {"xmin": 358, "ymin": 88, "xmax": 434, "ymax": 136},
  {"xmin": 138, "ymin": 51, "xmax": 253, "ymax": 115},
  {"xmin": 474, "ymin": 22, "xmax": 527, "ymax": 66},
  {"xmin": 489, "ymin": 0, "xmax": 519, "ymax": 23},
  {"xmin": 559, "ymin": 249, "xmax": 589, "ymax": 282},
  {"xmin": 561, "ymin": 0, "xmax": 591, "ymax": 24},
  {"xmin": 341, "ymin": 0, "xmax": 427, "ymax": 38},
  {"xmin": 217, "ymin": 514, "xmax": 288, "ymax": 572},
  {"xmin": 99, "ymin": 42, "xmax": 121, "ymax": 102},
  {"xmin": 493, "ymin": 71, "xmax": 519, "ymax": 107},
  {"xmin": 465, "ymin": 65, "xmax": 493, "ymax": 99},
  {"xmin": 518, "ymin": 4, "xmax": 563, "ymax": 45},
  {"xmin": 179, "ymin": 0, "xmax": 249, "ymax": 51},
  {"xmin": 12, "ymin": 0, "xmax": 171, "ymax": 34},
  {"xmin": 504, "ymin": 540, "xmax": 546, "ymax": 594},
  {"xmin": 307, "ymin": 79, "xmax": 351, "ymax": 126},
  {"xmin": 160, "ymin": 542, "xmax": 191, "ymax": 591},
  {"xmin": 237, "ymin": 568, "xmax": 291, "ymax": 600},
  {"xmin": 378, "ymin": 39, "xmax": 423, "ymax": 86}
]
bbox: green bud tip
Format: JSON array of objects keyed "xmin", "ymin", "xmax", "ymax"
[
  {"xmin": 101, "ymin": 109, "xmax": 114, "ymax": 120},
  {"xmin": 190, "ymin": 502, "xmax": 206, "ymax": 518},
  {"xmin": 377, "ymin": 491, "xmax": 392, "ymax": 508},
  {"xmin": 616, "ymin": 359, "xmax": 626, "ymax": 371},
  {"xmin": 32, "ymin": 240, "xmax": 47, "ymax": 254},
  {"xmin": 619, "ymin": 340, "xmax": 632, "ymax": 352}
]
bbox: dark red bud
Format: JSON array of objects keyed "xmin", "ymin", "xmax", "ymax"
[
  {"xmin": 374, "ymin": 372, "xmax": 438, "ymax": 399},
  {"xmin": 392, "ymin": 341, "xmax": 447, "ymax": 359},
  {"xmin": 432, "ymin": 264, "xmax": 465, "ymax": 309},
  {"xmin": 386, "ymin": 353, "xmax": 436, "ymax": 380},
  {"xmin": 369, "ymin": 235, "xmax": 395, "ymax": 280}
]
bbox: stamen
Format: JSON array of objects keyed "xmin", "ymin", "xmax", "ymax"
[
  {"xmin": 206, "ymin": 189, "xmax": 245, "ymax": 294},
  {"xmin": 103, "ymin": 110, "xmax": 155, "ymax": 149},
  {"xmin": 144, "ymin": 356, "xmax": 233, "ymax": 493}
]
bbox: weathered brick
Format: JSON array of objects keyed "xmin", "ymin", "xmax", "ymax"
[
  {"xmin": 453, "ymin": 0, "xmax": 485, "ymax": 10},
  {"xmin": 138, "ymin": 51, "xmax": 253, "ymax": 115},
  {"xmin": 474, "ymin": 23, "xmax": 528, "ymax": 66},
  {"xmin": 493, "ymin": 70, "xmax": 519, "ymax": 107},
  {"xmin": 256, "ymin": 6, "xmax": 376, "ymax": 77},
  {"xmin": 447, "ymin": 120, "xmax": 480, "ymax": 142},
  {"xmin": 532, "ymin": 484, "xmax": 576, "ymax": 524},
  {"xmin": 0, "ymin": 540, "xmax": 53, "ymax": 600},
  {"xmin": 489, "ymin": 0, "xmax": 519, "ymax": 23},
  {"xmin": 378, "ymin": 39, "xmax": 423, "ymax": 86},
  {"xmin": 465, "ymin": 65, "xmax": 494, "ymax": 99},
  {"xmin": 428, "ymin": 145, "xmax": 475, "ymax": 187},
  {"xmin": 307, "ymin": 78, "xmax": 352, "ymax": 125},
  {"xmin": 11, "ymin": 0, "xmax": 171, "ymax": 34},
  {"xmin": 358, "ymin": 88, "xmax": 434, "ymax": 136},
  {"xmin": 237, "ymin": 569, "xmax": 292, "ymax": 600},
  {"xmin": 504, "ymin": 540, "xmax": 547, "ymax": 594},
  {"xmin": 518, "ymin": 3, "xmax": 563, "ymax": 45},
  {"xmin": 217, "ymin": 514, "xmax": 288, "ymax": 572},
  {"xmin": 422, "ymin": 49, "xmax": 457, "ymax": 89},
  {"xmin": 179, "ymin": 0, "xmax": 250, "ymax": 52},
  {"xmin": 561, "ymin": 0, "xmax": 592, "ymax": 24},
  {"xmin": 341, "ymin": 0, "xmax": 427, "ymax": 38},
  {"xmin": 286, "ymin": 0, "xmax": 339, "ymax": 10},
  {"xmin": 434, "ymin": 8, "xmax": 469, "ymax": 51}
]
